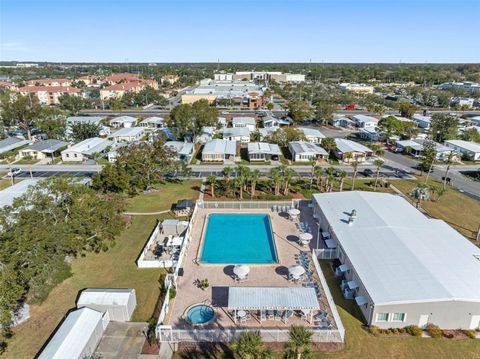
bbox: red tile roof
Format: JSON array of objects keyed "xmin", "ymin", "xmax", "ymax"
[{"xmin": 17, "ymin": 86, "xmax": 81, "ymax": 93}]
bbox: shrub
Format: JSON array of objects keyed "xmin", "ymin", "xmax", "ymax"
[
  {"xmin": 463, "ymin": 330, "xmax": 477, "ymax": 339},
  {"xmin": 169, "ymin": 286, "xmax": 177, "ymax": 299},
  {"xmin": 369, "ymin": 325, "xmax": 381, "ymax": 336},
  {"xmin": 405, "ymin": 325, "xmax": 423, "ymax": 337},
  {"xmin": 426, "ymin": 324, "xmax": 443, "ymax": 338}
]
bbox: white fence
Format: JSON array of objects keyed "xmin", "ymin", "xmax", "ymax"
[
  {"xmin": 156, "ymin": 204, "xmax": 199, "ymax": 326},
  {"xmin": 197, "ymin": 200, "xmax": 296, "ymax": 210},
  {"xmin": 314, "ymin": 248, "xmax": 339, "ymax": 260},
  {"xmin": 311, "ymin": 250, "xmax": 345, "ymax": 342},
  {"xmin": 157, "ymin": 327, "xmax": 343, "ymax": 343}
]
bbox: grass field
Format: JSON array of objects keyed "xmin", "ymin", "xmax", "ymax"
[
  {"xmin": 0, "ymin": 178, "xmax": 14, "ymax": 190},
  {"xmin": 392, "ymin": 177, "xmax": 480, "ymax": 241},
  {"xmin": 5, "ymin": 180, "xmax": 201, "ymax": 359},
  {"xmin": 125, "ymin": 180, "xmax": 201, "ymax": 213}
]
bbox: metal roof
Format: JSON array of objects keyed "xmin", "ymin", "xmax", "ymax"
[
  {"xmin": 165, "ymin": 141, "xmax": 194, "ymax": 155},
  {"xmin": 248, "ymin": 142, "xmax": 282, "ymax": 155},
  {"xmin": 66, "ymin": 116, "xmax": 105, "ymax": 125},
  {"xmin": 445, "ymin": 140, "xmax": 480, "ymax": 153},
  {"xmin": 232, "ymin": 117, "xmax": 256, "ymax": 126},
  {"xmin": 223, "ymin": 127, "xmax": 250, "ymax": 138},
  {"xmin": 24, "ymin": 139, "xmax": 67, "ymax": 153},
  {"xmin": 203, "ymin": 139, "xmax": 236, "ymax": 155},
  {"xmin": 0, "ymin": 179, "xmax": 40, "ymax": 208},
  {"xmin": 63, "ymin": 137, "xmax": 113, "ymax": 156},
  {"xmin": 299, "ymin": 127, "xmax": 326, "ymax": 139},
  {"xmin": 110, "ymin": 116, "xmax": 137, "ymax": 124},
  {"xmin": 228, "ymin": 287, "xmax": 320, "ymax": 310},
  {"xmin": 334, "ymin": 139, "xmax": 373, "ymax": 154},
  {"xmin": 0, "ymin": 137, "xmax": 30, "ymax": 153},
  {"xmin": 352, "ymin": 114, "xmax": 378, "ymax": 124},
  {"xmin": 289, "ymin": 141, "xmax": 328, "ymax": 155},
  {"xmin": 108, "ymin": 127, "xmax": 144, "ymax": 138},
  {"xmin": 77, "ymin": 288, "xmax": 135, "ymax": 307},
  {"xmin": 38, "ymin": 307, "xmax": 105, "ymax": 359},
  {"xmin": 313, "ymin": 191, "xmax": 480, "ymax": 305}
]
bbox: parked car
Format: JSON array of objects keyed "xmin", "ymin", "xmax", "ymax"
[
  {"xmin": 7, "ymin": 168, "xmax": 22, "ymax": 177},
  {"xmin": 363, "ymin": 169, "xmax": 374, "ymax": 177}
]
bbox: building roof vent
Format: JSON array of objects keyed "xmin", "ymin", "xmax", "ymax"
[{"xmin": 348, "ymin": 209, "xmax": 357, "ymax": 225}]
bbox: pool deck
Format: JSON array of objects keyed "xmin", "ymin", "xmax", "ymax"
[{"xmin": 166, "ymin": 206, "xmax": 336, "ymax": 330}]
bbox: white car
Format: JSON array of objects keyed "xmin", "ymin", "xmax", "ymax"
[{"xmin": 7, "ymin": 168, "xmax": 22, "ymax": 177}]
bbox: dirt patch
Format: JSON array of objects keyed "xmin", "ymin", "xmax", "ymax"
[{"xmin": 141, "ymin": 339, "xmax": 160, "ymax": 354}]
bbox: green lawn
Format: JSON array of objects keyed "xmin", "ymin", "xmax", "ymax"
[
  {"xmin": 0, "ymin": 178, "xmax": 14, "ymax": 190},
  {"xmin": 125, "ymin": 180, "xmax": 201, "ymax": 213},
  {"xmin": 14, "ymin": 158, "xmax": 41, "ymax": 165},
  {"xmin": 392, "ymin": 177, "xmax": 480, "ymax": 241},
  {"xmin": 5, "ymin": 180, "xmax": 202, "ymax": 359}
]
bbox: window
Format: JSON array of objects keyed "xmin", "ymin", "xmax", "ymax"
[
  {"xmin": 376, "ymin": 313, "xmax": 389, "ymax": 322},
  {"xmin": 392, "ymin": 313, "xmax": 406, "ymax": 322}
]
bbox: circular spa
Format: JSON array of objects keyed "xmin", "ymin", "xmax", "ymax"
[{"xmin": 185, "ymin": 304, "xmax": 215, "ymax": 326}]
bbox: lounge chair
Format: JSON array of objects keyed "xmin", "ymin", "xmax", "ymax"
[{"xmin": 275, "ymin": 310, "xmax": 284, "ymax": 320}]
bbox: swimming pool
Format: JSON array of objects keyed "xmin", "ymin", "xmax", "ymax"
[{"xmin": 200, "ymin": 214, "xmax": 278, "ymax": 264}]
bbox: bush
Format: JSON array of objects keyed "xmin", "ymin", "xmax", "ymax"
[
  {"xmin": 463, "ymin": 330, "xmax": 477, "ymax": 339},
  {"xmin": 169, "ymin": 286, "xmax": 177, "ymax": 299},
  {"xmin": 426, "ymin": 324, "xmax": 443, "ymax": 338},
  {"xmin": 369, "ymin": 325, "xmax": 381, "ymax": 336},
  {"xmin": 405, "ymin": 325, "xmax": 423, "ymax": 337}
]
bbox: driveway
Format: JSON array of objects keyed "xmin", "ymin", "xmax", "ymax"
[{"xmin": 95, "ymin": 322, "xmax": 153, "ymax": 359}]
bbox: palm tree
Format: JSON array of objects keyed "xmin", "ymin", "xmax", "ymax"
[
  {"xmin": 442, "ymin": 152, "xmax": 455, "ymax": 190},
  {"xmin": 325, "ymin": 167, "xmax": 336, "ymax": 191},
  {"xmin": 235, "ymin": 176, "xmax": 245, "ymax": 200},
  {"xmin": 206, "ymin": 176, "xmax": 217, "ymax": 198},
  {"xmin": 313, "ymin": 166, "xmax": 324, "ymax": 191},
  {"xmin": 373, "ymin": 159, "xmax": 384, "ymax": 191},
  {"xmin": 250, "ymin": 169, "xmax": 261, "ymax": 198},
  {"xmin": 285, "ymin": 325, "xmax": 313, "ymax": 359},
  {"xmin": 270, "ymin": 167, "xmax": 282, "ymax": 196},
  {"xmin": 338, "ymin": 170, "xmax": 347, "ymax": 192},
  {"xmin": 223, "ymin": 166, "xmax": 233, "ymax": 196},
  {"xmin": 350, "ymin": 161, "xmax": 360, "ymax": 190},
  {"xmin": 342, "ymin": 151, "xmax": 353, "ymax": 164},
  {"xmin": 283, "ymin": 168, "xmax": 296, "ymax": 196},
  {"xmin": 231, "ymin": 331, "xmax": 271, "ymax": 359},
  {"xmin": 237, "ymin": 165, "xmax": 250, "ymax": 191}
]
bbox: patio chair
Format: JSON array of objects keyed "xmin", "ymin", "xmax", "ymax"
[
  {"xmin": 260, "ymin": 310, "xmax": 266, "ymax": 321},
  {"xmin": 283, "ymin": 310, "xmax": 294, "ymax": 322},
  {"xmin": 302, "ymin": 281, "xmax": 315, "ymax": 287},
  {"xmin": 267, "ymin": 310, "xmax": 275, "ymax": 320},
  {"xmin": 240, "ymin": 314, "xmax": 251, "ymax": 323},
  {"xmin": 275, "ymin": 310, "xmax": 284, "ymax": 321},
  {"xmin": 314, "ymin": 311, "xmax": 328, "ymax": 322}
]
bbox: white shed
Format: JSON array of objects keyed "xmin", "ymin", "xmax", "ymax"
[
  {"xmin": 77, "ymin": 288, "xmax": 137, "ymax": 322},
  {"xmin": 38, "ymin": 307, "xmax": 109, "ymax": 359}
]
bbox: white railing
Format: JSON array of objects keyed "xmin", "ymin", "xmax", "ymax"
[
  {"xmin": 157, "ymin": 328, "xmax": 344, "ymax": 343},
  {"xmin": 136, "ymin": 221, "xmax": 163, "ymax": 268},
  {"xmin": 311, "ymin": 250, "xmax": 345, "ymax": 342},
  {"xmin": 197, "ymin": 200, "xmax": 295, "ymax": 210},
  {"xmin": 314, "ymin": 248, "xmax": 339, "ymax": 260},
  {"xmin": 156, "ymin": 204, "xmax": 199, "ymax": 326}
]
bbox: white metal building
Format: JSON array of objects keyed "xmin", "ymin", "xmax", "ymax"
[
  {"xmin": 61, "ymin": 137, "xmax": 113, "ymax": 162},
  {"xmin": 77, "ymin": 288, "xmax": 137, "ymax": 322},
  {"xmin": 289, "ymin": 141, "xmax": 328, "ymax": 162},
  {"xmin": 38, "ymin": 307, "xmax": 109, "ymax": 359},
  {"xmin": 313, "ymin": 191, "xmax": 480, "ymax": 330},
  {"xmin": 444, "ymin": 140, "xmax": 480, "ymax": 161}
]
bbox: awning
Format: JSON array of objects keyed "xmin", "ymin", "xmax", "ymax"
[
  {"xmin": 228, "ymin": 287, "xmax": 320, "ymax": 311},
  {"xmin": 338, "ymin": 263, "xmax": 349, "ymax": 272},
  {"xmin": 325, "ymin": 239, "xmax": 337, "ymax": 249},
  {"xmin": 347, "ymin": 280, "xmax": 359, "ymax": 290},
  {"xmin": 355, "ymin": 296, "xmax": 368, "ymax": 306}
]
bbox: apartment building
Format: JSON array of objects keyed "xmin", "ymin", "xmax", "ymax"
[{"xmin": 15, "ymin": 86, "xmax": 81, "ymax": 105}]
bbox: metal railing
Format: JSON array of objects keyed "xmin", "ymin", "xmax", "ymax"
[
  {"xmin": 197, "ymin": 200, "xmax": 295, "ymax": 210},
  {"xmin": 314, "ymin": 248, "xmax": 339, "ymax": 260}
]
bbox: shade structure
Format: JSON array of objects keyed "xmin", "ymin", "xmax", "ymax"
[
  {"xmin": 289, "ymin": 265, "xmax": 306, "ymax": 277},
  {"xmin": 233, "ymin": 265, "xmax": 250, "ymax": 279},
  {"xmin": 228, "ymin": 287, "xmax": 320, "ymax": 311},
  {"xmin": 288, "ymin": 208, "xmax": 300, "ymax": 216}
]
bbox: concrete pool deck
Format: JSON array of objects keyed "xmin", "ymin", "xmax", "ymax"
[{"xmin": 165, "ymin": 206, "xmax": 336, "ymax": 330}]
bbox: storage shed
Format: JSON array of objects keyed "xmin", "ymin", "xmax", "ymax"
[{"xmin": 77, "ymin": 288, "xmax": 137, "ymax": 322}]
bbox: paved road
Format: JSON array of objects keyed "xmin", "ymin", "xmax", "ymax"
[{"xmin": 383, "ymin": 151, "xmax": 480, "ymax": 198}]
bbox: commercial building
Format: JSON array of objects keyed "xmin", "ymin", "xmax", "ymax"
[
  {"xmin": 181, "ymin": 79, "xmax": 264, "ymax": 108},
  {"xmin": 289, "ymin": 141, "xmax": 328, "ymax": 162},
  {"xmin": 231, "ymin": 71, "xmax": 305, "ymax": 83},
  {"xmin": 337, "ymin": 83, "xmax": 374, "ymax": 94},
  {"xmin": 38, "ymin": 307, "xmax": 109, "ymax": 359},
  {"xmin": 247, "ymin": 142, "xmax": 282, "ymax": 161},
  {"xmin": 439, "ymin": 81, "xmax": 480, "ymax": 93},
  {"xmin": 61, "ymin": 137, "xmax": 113, "ymax": 162},
  {"xmin": 77, "ymin": 288, "xmax": 137, "ymax": 322},
  {"xmin": 313, "ymin": 191, "xmax": 480, "ymax": 330},
  {"xmin": 444, "ymin": 140, "xmax": 480, "ymax": 161}
]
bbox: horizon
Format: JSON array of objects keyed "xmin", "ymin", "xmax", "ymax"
[{"xmin": 1, "ymin": 0, "xmax": 479, "ymax": 63}]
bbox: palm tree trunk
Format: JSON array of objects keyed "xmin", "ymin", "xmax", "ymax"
[
  {"xmin": 240, "ymin": 186, "xmax": 243, "ymax": 200},
  {"xmin": 442, "ymin": 165, "xmax": 450, "ymax": 190},
  {"xmin": 352, "ymin": 171, "xmax": 357, "ymax": 190},
  {"xmin": 211, "ymin": 183, "xmax": 215, "ymax": 198},
  {"xmin": 339, "ymin": 178, "xmax": 344, "ymax": 192},
  {"xmin": 374, "ymin": 170, "xmax": 380, "ymax": 191},
  {"xmin": 424, "ymin": 162, "xmax": 433, "ymax": 185}
]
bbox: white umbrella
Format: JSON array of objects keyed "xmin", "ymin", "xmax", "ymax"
[
  {"xmin": 233, "ymin": 265, "xmax": 250, "ymax": 278},
  {"xmin": 299, "ymin": 233, "xmax": 313, "ymax": 242},
  {"xmin": 288, "ymin": 208, "xmax": 300, "ymax": 216},
  {"xmin": 289, "ymin": 265, "xmax": 306, "ymax": 277}
]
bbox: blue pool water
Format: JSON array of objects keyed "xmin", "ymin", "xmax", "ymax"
[
  {"xmin": 186, "ymin": 305, "xmax": 215, "ymax": 325},
  {"xmin": 200, "ymin": 214, "xmax": 278, "ymax": 264}
]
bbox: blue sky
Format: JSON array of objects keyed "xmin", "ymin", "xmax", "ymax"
[{"xmin": 1, "ymin": 0, "xmax": 479, "ymax": 63}]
